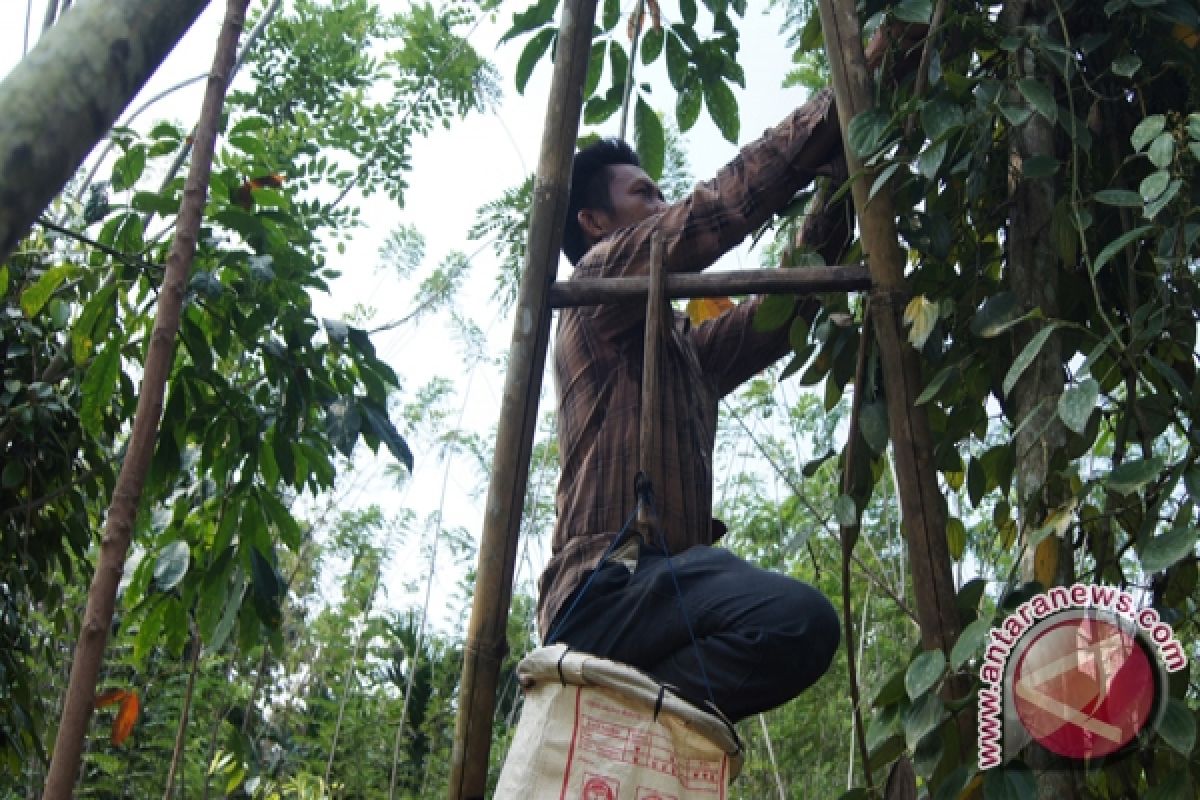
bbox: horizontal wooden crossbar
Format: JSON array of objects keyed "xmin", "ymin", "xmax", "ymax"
[{"xmin": 548, "ymin": 264, "xmax": 871, "ymax": 307}]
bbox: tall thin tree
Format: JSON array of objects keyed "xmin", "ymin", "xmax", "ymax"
[{"xmin": 41, "ymin": 1, "xmax": 251, "ymax": 796}]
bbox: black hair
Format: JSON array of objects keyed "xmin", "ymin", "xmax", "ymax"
[{"xmin": 562, "ymin": 138, "xmax": 641, "ymax": 265}]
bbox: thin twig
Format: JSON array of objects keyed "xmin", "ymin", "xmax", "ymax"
[{"xmin": 838, "ymin": 301, "xmax": 875, "ymax": 794}]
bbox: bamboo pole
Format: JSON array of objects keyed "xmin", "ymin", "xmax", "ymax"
[
  {"xmin": 813, "ymin": 0, "xmax": 962, "ymax": 664},
  {"xmin": 446, "ymin": 1, "xmax": 599, "ymax": 797},
  {"xmin": 549, "ymin": 264, "xmax": 870, "ymax": 306},
  {"xmin": 40, "ymin": 2, "xmax": 249, "ymax": 796},
  {"xmin": 0, "ymin": 0, "xmax": 212, "ymax": 262},
  {"xmin": 636, "ymin": 234, "xmax": 666, "ymax": 538}
]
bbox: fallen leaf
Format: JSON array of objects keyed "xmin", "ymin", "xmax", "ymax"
[
  {"xmin": 903, "ymin": 294, "xmax": 938, "ymax": 350},
  {"xmin": 1173, "ymin": 24, "xmax": 1199, "ymax": 48},
  {"xmin": 112, "ymin": 691, "xmax": 140, "ymax": 746},
  {"xmin": 94, "ymin": 688, "xmax": 129, "ymax": 709},
  {"xmin": 686, "ymin": 296, "xmax": 734, "ymax": 326}
]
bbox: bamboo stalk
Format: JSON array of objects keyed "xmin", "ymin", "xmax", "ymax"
[
  {"xmin": 0, "ymin": 0, "xmax": 211, "ymax": 262},
  {"xmin": 446, "ymin": 1, "xmax": 599, "ymax": 797},
  {"xmin": 636, "ymin": 234, "xmax": 666, "ymax": 538},
  {"xmin": 549, "ymin": 264, "xmax": 870, "ymax": 306},
  {"xmin": 814, "ymin": 0, "xmax": 962, "ymax": 680},
  {"xmin": 41, "ymin": 3, "xmax": 250, "ymax": 796}
]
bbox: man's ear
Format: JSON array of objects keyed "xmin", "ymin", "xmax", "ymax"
[{"xmin": 577, "ymin": 208, "xmax": 608, "ymax": 242}]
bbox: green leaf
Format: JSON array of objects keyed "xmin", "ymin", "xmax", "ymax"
[
  {"xmin": 500, "ymin": 0, "xmax": 558, "ymax": 44},
  {"xmin": 665, "ymin": 32, "xmax": 689, "ymax": 91},
  {"xmin": 249, "ymin": 548, "xmax": 283, "ymax": 629},
  {"xmin": 1145, "ymin": 772, "xmax": 1193, "ymax": 800},
  {"xmin": 111, "ymin": 145, "xmax": 147, "ymax": 191},
  {"xmin": 1144, "ymin": 179, "xmax": 1181, "ymax": 219},
  {"xmin": 153, "ymin": 541, "xmax": 191, "ymax": 592},
  {"xmin": 210, "ymin": 580, "xmax": 245, "ymax": 654},
  {"xmin": 998, "ymin": 105, "xmax": 1032, "ymax": 127},
  {"xmin": 1112, "ymin": 54, "xmax": 1142, "ymax": 76},
  {"xmin": 906, "ymin": 649, "xmax": 946, "ymax": 700},
  {"xmin": 1140, "ymin": 525, "xmax": 1198, "ymax": 573},
  {"xmin": 601, "ymin": 0, "xmax": 619, "ymax": 30},
  {"xmin": 1147, "ymin": 133, "xmax": 1176, "ymax": 169},
  {"xmin": 1016, "ymin": 78, "xmax": 1057, "ymax": 123},
  {"xmin": 869, "ymin": 162, "xmax": 903, "ymax": 200},
  {"xmin": 1094, "ymin": 189, "xmax": 1143, "ymax": 207},
  {"xmin": 893, "ymin": 0, "xmax": 933, "ymax": 23},
  {"xmin": 1184, "ymin": 466, "xmax": 1200, "ymax": 501},
  {"xmin": 0, "ymin": 265, "xmax": 7, "ymax": 296},
  {"xmin": 904, "ymin": 692, "xmax": 944, "ymax": 751},
  {"xmin": 1058, "ymin": 378, "xmax": 1098, "ymax": 434},
  {"xmin": 1002, "ymin": 323, "xmax": 1060, "ymax": 397},
  {"xmin": 1158, "ymin": 697, "xmax": 1196, "ymax": 755},
  {"xmin": 1093, "ymin": 225, "xmax": 1152, "ymax": 275},
  {"xmin": 360, "ymin": 400, "xmax": 414, "ymax": 472},
  {"xmin": 634, "ymin": 96, "xmax": 665, "ymax": 181},
  {"xmin": 1022, "ymin": 154, "xmax": 1058, "ymax": 178},
  {"xmin": 951, "ymin": 617, "xmax": 992, "ymax": 669},
  {"xmin": 131, "ymin": 190, "xmax": 180, "ymax": 217},
  {"xmin": 970, "ymin": 292, "xmax": 1021, "ymax": 337},
  {"xmin": 641, "ymin": 26, "xmax": 664, "ymax": 63},
  {"xmin": 259, "ymin": 489, "xmax": 302, "ymax": 550},
  {"xmin": 1140, "ymin": 169, "xmax": 1171, "ymax": 201},
  {"xmin": 1, "ymin": 460, "xmax": 25, "ymax": 489},
  {"xmin": 860, "ymin": 400, "xmax": 889, "ymax": 455},
  {"xmin": 917, "ymin": 140, "xmax": 947, "ymax": 179},
  {"xmin": 946, "ymin": 516, "xmax": 966, "ymax": 560},
  {"xmin": 983, "ymin": 762, "xmax": 1037, "ymax": 800},
  {"xmin": 676, "ymin": 82, "xmax": 702, "ymax": 132},
  {"xmin": 916, "ymin": 363, "xmax": 957, "ymax": 405},
  {"xmin": 703, "ymin": 79, "xmax": 739, "ymax": 143},
  {"xmin": 584, "ymin": 40, "xmax": 605, "ymax": 97},
  {"xmin": 848, "ymin": 109, "xmax": 891, "ymax": 158},
  {"xmin": 20, "ymin": 264, "xmax": 76, "ymax": 318},
  {"xmin": 680, "ymin": 0, "xmax": 697, "ymax": 26},
  {"xmin": 1106, "ymin": 456, "xmax": 1164, "ymax": 494},
  {"xmin": 752, "ymin": 294, "xmax": 795, "ymax": 332},
  {"xmin": 921, "ymin": 97, "xmax": 965, "ymax": 141},
  {"xmin": 833, "ymin": 494, "xmax": 858, "ymax": 527},
  {"xmin": 1131, "ymin": 114, "xmax": 1166, "ymax": 152},
  {"xmin": 81, "ymin": 335, "xmax": 123, "ymax": 436},
  {"xmin": 515, "ymin": 27, "xmax": 555, "ymax": 94}
]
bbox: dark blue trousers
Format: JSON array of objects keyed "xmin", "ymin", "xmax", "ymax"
[{"xmin": 547, "ymin": 542, "xmax": 840, "ymax": 722}]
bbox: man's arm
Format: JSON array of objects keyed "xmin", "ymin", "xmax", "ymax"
[
  {"xmin": 690, "ymin": 176, "xmax": 853, "ymax": 397},
  {"xmin": 574, "ymin": 89, "xmax": 841, "ymax": 338}
]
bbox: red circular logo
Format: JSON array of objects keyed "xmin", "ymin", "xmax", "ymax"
[{"xmin": 1012, "ymin": 613, "xmax": 1157, "ymax": 759}]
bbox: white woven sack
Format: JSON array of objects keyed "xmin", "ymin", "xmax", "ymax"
[{"xmin": 494, "ymin": 645, "xmax": 742, "ymax": 800}]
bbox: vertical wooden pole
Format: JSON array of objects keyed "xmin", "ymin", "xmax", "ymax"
[
  {"xmin": 814, "ymin": 0, "xmax": 962, "ymax": 664},
  {"xmin": 447, "ymin": 1, "xmax": 598, "ymax": 797},
  {"xmin": 636, "ymin": 234, "xmax": 665, "ymax": 537}
]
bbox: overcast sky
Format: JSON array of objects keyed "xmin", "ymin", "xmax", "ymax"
[{"xmin": 2, "ymin": 0, "xmax": 811, "ymax": 631}]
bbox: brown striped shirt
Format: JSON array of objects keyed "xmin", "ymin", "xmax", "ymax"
[{"xmin": 537, "ymin": 89, "xmax": 839, "ymax": 638}]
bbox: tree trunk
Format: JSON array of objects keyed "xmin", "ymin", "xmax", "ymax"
[
  {"xmin": 447, "ymin": 1, "xmax": 599, "ymax": 797},
  {"xmin": 40, "ymin": 2, "xmax": 249, "ymax": 796},
  {"xmin": 815, "ymin": 0, "xmax": 963, "ymax": 666},
  {"xmin": 1000, "ymin": 1, "xmax": 1078, "ymax": 795},
  {"xmin": 0, "ymin": 0, "xmax": 212, "ymax": 262}
]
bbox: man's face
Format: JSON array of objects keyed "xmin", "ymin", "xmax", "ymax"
[{"xmin": 579, "ymin": 163, "xmax": 666, "ymax": 246}]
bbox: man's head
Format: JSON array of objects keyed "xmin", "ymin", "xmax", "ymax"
[{"xmin": 563, "ymin": 138, "xmax": 667, "ymax": 265}]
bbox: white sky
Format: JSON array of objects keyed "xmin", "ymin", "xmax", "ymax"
[{"xmin": 2, "ymin": 0, "xmax": 812, "ymax": 632}]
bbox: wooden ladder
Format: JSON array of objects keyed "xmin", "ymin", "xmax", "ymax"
[{"xmin": 445, "ymin": 0, "xmax": 954, "ymax": 797}]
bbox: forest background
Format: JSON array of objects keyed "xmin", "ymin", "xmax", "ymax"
[{"xmin": 0, "ymin": 0, "xmax": 1197, "ymax": 799}]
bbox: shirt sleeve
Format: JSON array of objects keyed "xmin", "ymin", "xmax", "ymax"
[{"xmin": 572, "ymin": 88, "xmax": 839, "ymax": 340}]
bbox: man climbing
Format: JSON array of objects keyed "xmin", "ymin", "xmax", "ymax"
[{"xmin": 536, "ymin": 83, "xmax": 854, "ymax": 722}]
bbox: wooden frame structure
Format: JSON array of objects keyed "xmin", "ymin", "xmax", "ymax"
[{"xmin": 448, "ymin": 0, "xmax": 962, "ymax": 796}]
